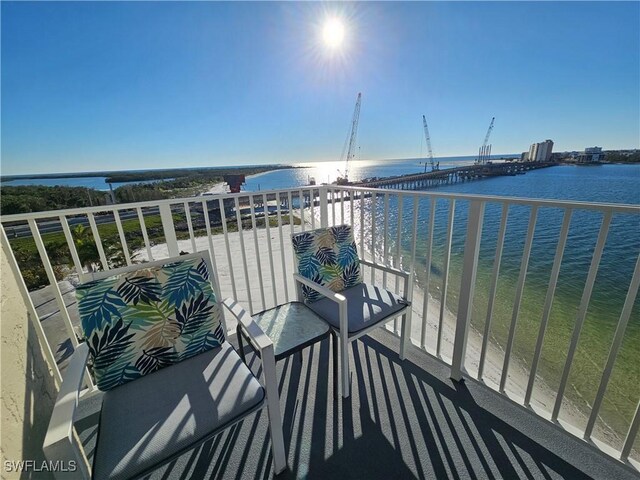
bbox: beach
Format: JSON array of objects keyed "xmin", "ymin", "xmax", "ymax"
[{"xmin": 201, "ymin": 182, "xmax": 229, "ymax": 195}]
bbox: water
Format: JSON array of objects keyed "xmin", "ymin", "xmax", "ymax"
[
  {"xmin": 1, "ymin": 176, "xmax": 169, "ymax": 191},
  {"xmin": 245, "ymin": 156, "xmax": 480, "ymax": 191},
  {"xmin": 249, "ymin": 158, "xmax": 639, "ymax": 447}
]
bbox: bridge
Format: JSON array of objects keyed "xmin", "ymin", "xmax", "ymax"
[{"xmin": 353, "ymin": 161, "xmax": 557, "ymax": 190}]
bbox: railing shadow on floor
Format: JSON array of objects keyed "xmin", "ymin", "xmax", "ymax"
[{"xmin": 71, "ymin": 331, "xmax": 621, "ymax": 479}]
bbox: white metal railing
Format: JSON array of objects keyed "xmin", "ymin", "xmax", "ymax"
[{"xmin": 1, "ymin": 184, "xmax": 639, "ymax": 469}]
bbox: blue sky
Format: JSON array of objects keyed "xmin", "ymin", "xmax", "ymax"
[{"xmin": 2, "ymin": 1, "xmax": 639, "ymax": 175}]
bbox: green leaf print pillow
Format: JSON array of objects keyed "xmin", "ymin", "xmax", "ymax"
[{"xmin": 76, "ymin": 257, "xmax": 224, "ymax": 391}]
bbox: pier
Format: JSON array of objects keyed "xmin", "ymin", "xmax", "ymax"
[{"xmin": 353, "ymin": 161, "xmax": 557, "ymax": 190}]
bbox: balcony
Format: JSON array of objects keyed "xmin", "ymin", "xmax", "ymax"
[{"xmin": 1, "ymin": 185, "xmax": 639, "ymax": 478}]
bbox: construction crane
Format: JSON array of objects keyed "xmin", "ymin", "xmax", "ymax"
[
  {"xmin": 477, "ymin": 117, "xmax": 495, "ymax": 165},
  {"xmin": 422, "ymin": 115, "xmax": 438, "ymax": 172},
  {"xmin": 337, "ymin": 93, "xmax": 362, "ymax": 185}
]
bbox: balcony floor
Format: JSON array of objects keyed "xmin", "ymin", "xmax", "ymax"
[{"xmin": 75, "ymin": 329, "xmax": 636, "ymax": 480}]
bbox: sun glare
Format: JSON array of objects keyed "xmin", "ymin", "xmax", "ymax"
[{"xmin": 322, "ymin": 18, "xmax": 345, "ymax": 49}]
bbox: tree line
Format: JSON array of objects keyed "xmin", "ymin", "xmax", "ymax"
[
  {"xmin": 1, "ymin": 165, "xmax": 296, "ymax": 215},
  {"xmin": 605, "ymin": 152, "xmax": 640, "ymax": 163},
  {"xmin": 1, "ymin": 185, "xmax": 107, "ymax": 215}
]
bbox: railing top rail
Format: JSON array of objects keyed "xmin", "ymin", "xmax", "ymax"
[
  {"xmin": 1, "ymin": 184, "xmax": 638, "ymax": 222},
  {"xmin": 332, "ymin": 185, "xmax": 640, "ymax": 214},
  {"xmin": 0, "ymin": 186, "xmax": 318, "ymax": 222}
]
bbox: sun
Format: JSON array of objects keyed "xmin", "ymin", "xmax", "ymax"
[{"xmin": 322, "ymin": 18, "xmax": 345, "ymax": 49}]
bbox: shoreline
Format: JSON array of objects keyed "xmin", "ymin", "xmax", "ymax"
[{"xmin": 198, "ymin": 166, "xmax": 302, "ymax": 196}]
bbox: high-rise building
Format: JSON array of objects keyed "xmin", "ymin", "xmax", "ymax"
[{"xmin": 527, "ymin": 139, "xmax": 554, "ymax": 162}]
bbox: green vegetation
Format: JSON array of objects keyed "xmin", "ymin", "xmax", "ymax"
[
  {"xmin": 104, "ymin": 165, "xmax": 293, "ymax": 183},
  {"xmin": 10, "ymin": 211, "xmax": 299, "ymax": 291},
  {"xmin": 0, "ymin": 185, "xmax": 106, "ymax": 215},
  {"xmin": 605, "ymin": 151, "xmax": 640, "ymax": 163},
  {"xmin": 0, "ymin": 165, "xmax": 296, "ymax": 214}
]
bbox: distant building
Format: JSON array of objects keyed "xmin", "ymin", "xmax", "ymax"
[
  {"xmin": 223, "ymin": 174, "xmax": 246, "ymax": 193},
  {"xmin": 526, "ymin": 139, "xmax": 554, "ymax": 162},
  {"xmin": 577, "ymin": 146, "xmax": 604, "ymax": 163}
]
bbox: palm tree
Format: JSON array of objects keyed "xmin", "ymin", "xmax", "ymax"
[{"xmin": 73, "ymin": 224, "xmax": 100, "ymax": 273}]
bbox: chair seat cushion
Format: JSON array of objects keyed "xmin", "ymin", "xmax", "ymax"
[
  {"xmin": 308, "ymin": 283, "xmax": 409, "ymax": 334},
  {"xmin": 93, "ymin": 342, "xmax": 264, "ymax": 480}
]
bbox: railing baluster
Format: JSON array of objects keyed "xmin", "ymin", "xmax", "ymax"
[
  {"xmin": 525, "ymin": 209, "xmax": 572, "ymax": 404},
  {"xmin": 113, "ymin": 209, "xmax": 132, "ymax": 266},
  {"xmin": 331, "ymin": 188, "xmax": 336, "ymax": 226},
  {"xmin": 159, "ymin": 203, "xmax": 179, "ymax": 258},
  {"xmin": 584, "ymin": 251, "xmax": 640, "ymax": 440},
  {"xmin": 201, "ymin": 199, "xmax": 222, "ymax": 301},
  {"xmin": 59, "ymin": 216, "xmax": 83, "ymax": 278},
  {"xmin": 478, "ymin": 203, "xmax": 509, "ymax": 380},
  {"xmin": 370, "ymin": 192, "xmax": 377, "ymax": 284},
  {"xmin": 136, "ymin": 207, "xmax": 154, "ymax": 261},
  {"xmin": 420, "ymin": 199, "xmax": 436, "ymax": 350},
  {"xmin": 276, "ymin": 193, "xmax": 289, "ymax": 302},
  {"xmin": 87, "ymin": 212, "xmax": 109, "ymax": 270},
  {"xmin": 394, "ymin": 194, "xmax": 404, "ymax": 333},
  {"xmin": 360, "ymin": 190, "xmax": 365, "ymax": 258},
  {"xmin": 395, "ymin": 194, "xmax": 404, "ymax": 296},
  {"xmin": 499, "ymin": 206, "xmax": 538, "ymax": 393},
  {"xmin": 28, "ymin": 219, "xmax": 79, "ymax": 349},
  {"xmin": 309, "ymin": 189, "xmax": 316, "ymax": 230},
  {"xmin": 263, "ymin": 193, "xmax": 278, "ymax": 307},
  {"xmin": 1, "ymin": 227, "xmax": 63, "ymax": 384},
  {"xmin": 288, "ymin": 191, "xmax": 294, "ymax": 236},
  {"xmin": 382, "ymin": 193, "xmax": 390, "ymax": 288},
  {"xmin": 218, "ymin": 198, "xmax": 237, "ymax": 299},
  {"xmin": 249, "ymin": 195, "xmax": 266, "ymax": 311},
  {"xmin": 184, "ymin": 201, "xmax": 197, "ymax": 253},
  {"xmin": 350, "ymin": 190, "xmax": 354, "ymax": 226},
  {"xmin": 621, "ymin": 400, "xmax": 640, "ymax": 462},
  {"xmin": 235, "ymin": 197, "xmax": 253, "ymax": 314},
  {"xmin": 437, "ymin": 199, "xmax": 456, "ymax": 357},
  {"xmin": 552, "ymin": 211, "xmax": 612, "ymax": 421},
  {"xmin": 340, "ymin": 189, "xmax": 345, "ymax": 224},
  {"xmin": 451, "ymin": 200, "xmax": 485, "ymax": 381},
  {"xmin": 319, "ymin": 186, "xmax": 328, "ymax": 228},
  {"xmin": 406, "ymin": 195, "xmax": 420, "ymax": 342},
  {"xmin": 298, "ymin": 189, "xmax": 305, "ymax": 232}
]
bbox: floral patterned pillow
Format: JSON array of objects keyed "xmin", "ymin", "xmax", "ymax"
[
  {"xmin": 76, "ymin": 257, "xmax": 224, "ymax": 391},
  {"xmin": 292, "ymin": 225, "xmax": 362, "ymax": 303}
]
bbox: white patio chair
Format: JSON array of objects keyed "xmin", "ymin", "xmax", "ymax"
[
  {"xmin": 43, "ymin": 251, "xmax": 286, "ymax": 479},
  {"xmin": 292, "ymin": 225, "xmax": 411, "ymax": 398}
]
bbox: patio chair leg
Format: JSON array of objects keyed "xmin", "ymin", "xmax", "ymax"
[
  {"xmin": 340, "ymin": 336, "xmax": 350, "ymax": 398},
  {"xmin": 266, "ymin": 402, "xmax": 287, "ymax": 474},
  {"xmin": 236, "ymin": 325, "xmax": 247, "ymax": 364},
  {"xmin": 399, "ymin": 313, "xmax": 411, "ymax": 360},
  {"xmin": 263, "ymin": 350, "xmax": 287, "ymax": 474},
  {"xmin": 330, "ymin": 331, "xmax": 339, "ymax": 398}
]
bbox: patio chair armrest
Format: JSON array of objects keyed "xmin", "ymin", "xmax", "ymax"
[
  {"xmin": 222, "ymin": 298, "xmax": 273, "ymax": 352},
  {"xmin": 359, "ymin": 259, "xmax": 409, "ymax": 279},
  {"xmin": 43, "ymin": 342, "xmax": 92, "ymax": 479},
  {"xmin": 293, "ymin": 274, "xmax": 347, "ymax": 304}
]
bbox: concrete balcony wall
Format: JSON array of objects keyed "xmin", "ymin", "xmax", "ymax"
[{"xmin": 1, "ymin": 241, "xmax": 56, "ymax": 479}]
